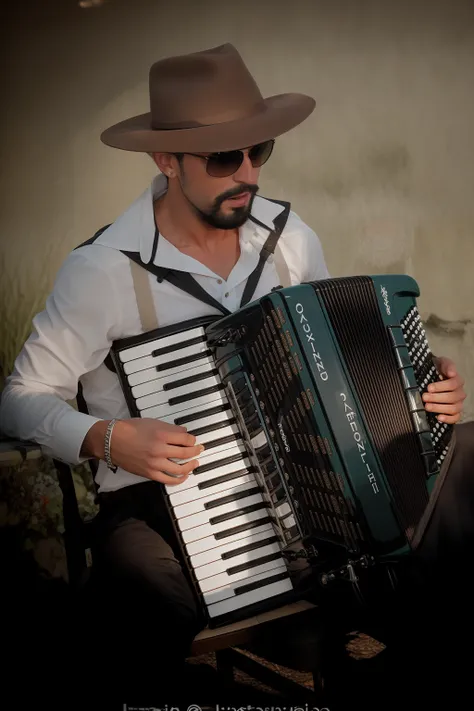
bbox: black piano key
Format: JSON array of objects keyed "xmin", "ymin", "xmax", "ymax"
[
  {"xmin": 152, "ymin": 334, "xmax": 206, "ymax": 358},
  {"xmin": 194, "ymin": 451, "xmax": 245, "ymax": 475},
  {"xmin": 270, "ymin": 485, "xmax": 286, "ymax": 504},
  {"xmin": 163, "ymin": 368, "xmax": 218, "ymax": 391},
  {"xmin": 234, "ymin": 570, "xmax": 290, "ymax": 596},
  {"xmin": 169, "ymin": 384, "xmax": 224, "ymax": 406},
  {"xmin": 156, "ymin": 349, "xmax": 212, "ymax": 372},
  {"xmin": 175, "ymin": 403, "xmax": 231, "ymax": 426},
  {"xmin": 204, "ymin": 485, "xmax": 262, "ymax": 510},
  {"xmin": 197, "ymin": 433, "xmax": 240, "ymax": 452},
  {"xmin": 188, "ymin": 417, "xmax": 237, "ymax": 438},
  {"xmin": 197, "ymin": 468, "xmax": 252, "ymax": 491},
  {"xmin": 214, "ymin": 515, "xmax": 273, "ymax": 541},
  {"xmin": 221, "ymin": 534, "xmax": 279, "ymax": 560},
  {"xmin": 209, "ymin": 501, "xmax": 267, "ymax": 526},
  {"xmin": 227, "ymin": 551, "xmax": 283, "ymax": 576}
]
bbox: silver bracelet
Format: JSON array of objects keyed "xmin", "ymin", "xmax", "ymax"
[{"xmin": 104, "ymin": 418, "xmax": 118, "ymax": 472}]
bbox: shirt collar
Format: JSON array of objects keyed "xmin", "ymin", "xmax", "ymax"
[{"xmin": 94, "ymin": 173, "xmax": 287, "ymax": 271}]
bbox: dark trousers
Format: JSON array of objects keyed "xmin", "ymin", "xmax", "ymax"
[{"xmin": 88, "ymin": 479, "xmax": 205, "ymax": 704}]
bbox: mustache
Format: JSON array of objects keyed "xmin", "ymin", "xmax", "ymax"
[{"xmin": 215, "ymin": 184, "xmax": 259, "ymax": 207}]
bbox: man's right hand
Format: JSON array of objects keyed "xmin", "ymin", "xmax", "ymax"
[{"xmin": 81, "ymin": 417, "xmax": 204, "ymax": 485}]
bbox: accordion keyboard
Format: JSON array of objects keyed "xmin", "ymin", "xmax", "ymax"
[{"xmin": 114, "ymin": 321, "xmax": 294, "ymax": 621}]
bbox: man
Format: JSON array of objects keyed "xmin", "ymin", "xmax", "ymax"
[{"xmin": 0, "ymin": 44, "xmax": 469, "ymax": 705}]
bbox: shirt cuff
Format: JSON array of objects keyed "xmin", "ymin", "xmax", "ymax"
[{"xmin": 40, "ymin": 409, "xmax": 102, "ymax": 466}]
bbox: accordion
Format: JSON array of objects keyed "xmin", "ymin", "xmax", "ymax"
[{"xmin": 110, "ymin": 275, "xmax": 453, "ymax": 627}]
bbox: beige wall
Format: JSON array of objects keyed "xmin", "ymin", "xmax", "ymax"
[{"xmin": 1, "ymin": 0, "xmax": 473, "ymax": 419}]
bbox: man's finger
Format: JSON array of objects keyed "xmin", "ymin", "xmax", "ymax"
[
  {"xmin": 434, "ymin": 356, "xmax": 458, "ymax": 379},
  {"xmin": 156, "ymin": 457, "xmax": 200, "ymax": 478},
  {"xmin": 423, "ymin": 389, "xmax": 465, "ymax": 405},
  {"xmin": 427, "ymin": 376, "xmax": 463, "ymax": 393},
  {"xmin": 152, "ymin": 470, "xmax": 190, "ymax": 486},
  {"xmin": 437, "ymin": 414, "xmax": 461, "ymax": 425},
  {"xmin": 161, "ymin": 429, "xmax": 198, "ymax": 447},
  {"xmin": 165, "ymin": 443, "xmax": 206, "ymax": 461},
  {"xmin": 424, "ymin": 402, "xmax": 462, "ymax": 415}
]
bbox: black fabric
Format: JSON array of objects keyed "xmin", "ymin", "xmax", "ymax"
[
  {"xmin": 120, "ymin": 198, "xmax": 291, "ymax": 314},
  {"xmin": 242, "ymin": 198, "xmax": 291, "ymax": 306},
  {"xmin": 91, "ymin": 480, "xmax": 204, "ymax": 702},
  {"xmin": 121, "ymin": 250, "xmax": 232, "ymax": 316}
]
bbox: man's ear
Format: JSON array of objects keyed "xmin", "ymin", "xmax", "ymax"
[{"xmin": 150, "ymin": 152, "xmax": 181, "ymax": 179}]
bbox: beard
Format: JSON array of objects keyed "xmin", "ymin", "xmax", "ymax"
[{"xmin": 189, "ymin": 184, "xmax": 259, "ymax": 229}]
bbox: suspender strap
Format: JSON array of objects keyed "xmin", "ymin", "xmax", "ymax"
[
  {"xmin": 273, "ymin": 243, "xmax": 292, "ymax": 288},
  {"xmin": 121, "ymin": 251, "xmax": 232, "ymax": 317},
  {"xmin": 129, "ymin": 259, "xmax": 159, "ymax": 331},
  {"xmin": 241, "ymin": 200, "xmax": 291, "ymax": 305}
]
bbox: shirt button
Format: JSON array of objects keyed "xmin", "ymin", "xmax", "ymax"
[
  {"xmin": 224, "ymin": 292, "xmax": 229, "ymax": 298},
  {"xmin": 217, "ymin": 279, "xmax": 223, "ymax": 284}
]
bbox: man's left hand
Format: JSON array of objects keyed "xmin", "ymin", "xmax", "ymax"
[{"xmin": 422, "ymin": 356, "xmax": 466, "ymax": 424}]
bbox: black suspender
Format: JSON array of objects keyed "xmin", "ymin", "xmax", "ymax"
[
  {"xmin": 74, "ymin": 198, "xmax": 291, "ymax": 376},
  {"xmin": 119, "ymin": 198, "xmax": 290, "ymax": 315}
]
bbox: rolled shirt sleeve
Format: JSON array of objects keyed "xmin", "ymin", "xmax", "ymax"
[{"xmin": 0, "ymin": 250, "xmax": 121, "ymax": 464}]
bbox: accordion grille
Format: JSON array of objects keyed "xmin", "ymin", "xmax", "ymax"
[{"xmin": 313, "ymin": 277, "xmax": 430, "ymax": 537}]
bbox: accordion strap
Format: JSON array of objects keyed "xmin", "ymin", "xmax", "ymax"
[{"xmin": 129, "ymin": 259, "xmax": 159, "ymax": 331}]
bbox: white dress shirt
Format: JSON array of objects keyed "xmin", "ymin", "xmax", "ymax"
[{"xmin": 0, "ymin": 174, "xmax": 330, "ymax": 492}]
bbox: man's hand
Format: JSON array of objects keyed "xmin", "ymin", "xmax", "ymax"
[
  {"xmin": 82, "ymin": 417, "xmax": 204, "ymax": 485},
  {"xmin": 422, "ymin": 356, "xmax": 466, "ymax": 425}
]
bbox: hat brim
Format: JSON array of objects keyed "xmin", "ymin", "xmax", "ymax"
[{"xmin": 100, "ymin": 93, "xmax": 315, "ymax": 153}]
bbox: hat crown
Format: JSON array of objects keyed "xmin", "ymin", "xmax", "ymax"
[{"xmin": 148, "ymin": 44, "xmax": 265, "ymax": 131}]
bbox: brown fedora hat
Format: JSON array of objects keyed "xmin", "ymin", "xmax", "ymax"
[{"xmin": 100, "ymin": 43, "xmax": 315, "ymax": 154}]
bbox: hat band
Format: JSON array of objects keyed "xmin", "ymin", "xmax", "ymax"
[{"xmin": 150, "ymin": 99, "xmax": 267, "ymax": 131}]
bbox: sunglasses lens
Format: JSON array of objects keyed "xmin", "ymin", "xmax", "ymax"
[
  {"xmin": 205, "ymin": 139, "xmax": 275, "ymax": 177},
  {"xmin": 206, "ymin": 150, "xmax": 243, "ymax": 177},
  {"xmin": 249, "ymin": 140, "xmax": 274, "ymax": 167}
]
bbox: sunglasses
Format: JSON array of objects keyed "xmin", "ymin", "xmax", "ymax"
[{"xmin": 180, "ymin": 139, "xmax": 275, "ymax": 177}]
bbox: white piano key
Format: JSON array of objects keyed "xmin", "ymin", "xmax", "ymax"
[
  {"xmin": 193, "ymin": 540, "xmax": 282, "ymax": 581},
  {"xmin": 127, "ymin": 351, "xmax": 213, "ymax": 387},
  {"xmin": 177, "ymin": 490, "xmax": 264, "ymax": 532},
  {"xmin": 173, "ymin": 439, "xmax": 246, "ymax": 466},
  {"xmin": 206, "ymin": 577, "xmax": 293, "ymax": 619},
  {"xmin": 189, "ymin": 526, "xmax": 277, "ymax": 569},
  {"xmin": 165, "ymin": 456, "xmax": 251, "ymax": 494},
  {"xmin": 168, "ymin": 472, "xmax": 256, "ymax": 507},
  {"xmin": 140, "ymin": 389, "xmax": 226, "ymax": 420},
  {"xmin": 184, "ymin": 410, "xmax": 235, "ymax": 434},
  {"xmin": 282, "ymin": 514, "xmax": 296, "ymax": 529},
  {"xmin": 173, "ymin": 482, "xmax": 263, "ymax": 528},
  {"xmin": 130, "ymin": 358, "xmax": 215, "ymax": 396},
  {"xmin": 136, "ymin": 372, "xmax": 220, "ymax": 411},
  {"xmin": 276, "ymin": 502, "xmax": 292, "ymax": 518},
  {"xmin": 124, "ymin": 340, "xmax": 210, "ymax": 376},
  {"xmin": 181, "ymin": 505, "xmax": 269, "ymax": 544},
  {"xmin": 250, "ymin": 430, "xmax": 268, "ymax": 449},
  {"xmin": 185, "ymin": 521, "xmax": 274, "ymax": 556},
  {"xmin": 156, "ymin": 395, "xmax": 230, "ymax": 426},
  {"xmin": 201, "ymin": 559, "xmax": 286, "ymax": 601},
  {"xmin": 195, "ymin": 423, "xmax": 240, "ymax": 446},
  {"xmin": 173, "ymin": 481, "xmax": 261, "ymax": 519},
  {"xmin": 119, "ymin": 326, "xmax": 205, "ymax": 363}
]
